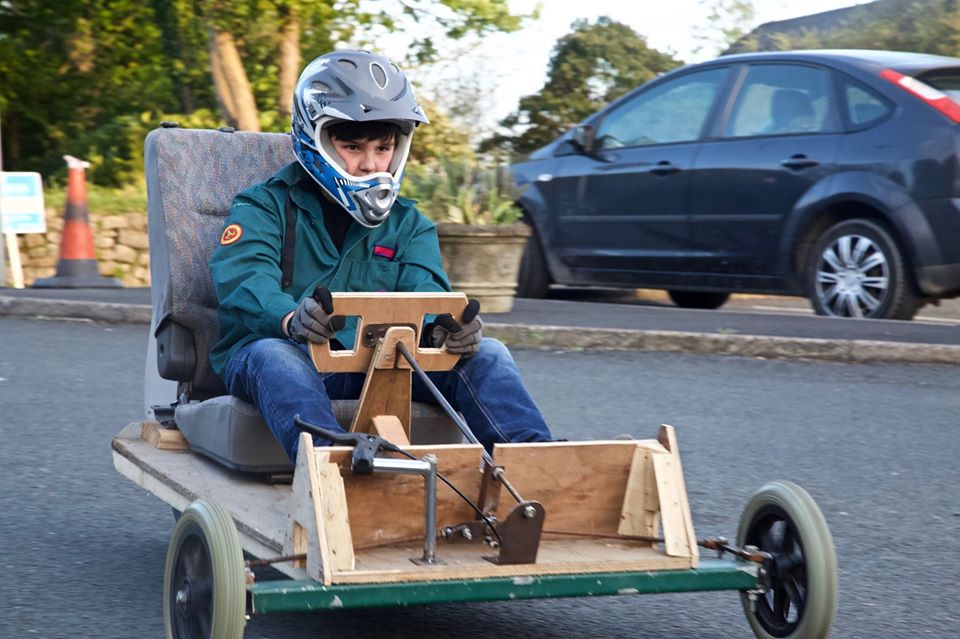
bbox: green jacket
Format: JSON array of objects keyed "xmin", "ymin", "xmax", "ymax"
[{"xmin": 209, "ymin": 162, "xmax": 451, "ymax": 378}]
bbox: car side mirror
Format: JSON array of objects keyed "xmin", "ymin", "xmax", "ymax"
[{"xmin": 572, "ymin": 125, "xmax": 596, "ymax": 153}]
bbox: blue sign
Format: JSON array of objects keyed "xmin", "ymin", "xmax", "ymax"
[{"xmin": 1, "ymin": 172, "xmax": 46, "ymax": 234}]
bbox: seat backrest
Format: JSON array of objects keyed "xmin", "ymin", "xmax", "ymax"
[
  {"xmin": 145, "ymin": 126, "xmax": 295, "ymax": 398},
  {"xmin": 770, "ymin": 89, "xmax": 816, "ymax": 132}
]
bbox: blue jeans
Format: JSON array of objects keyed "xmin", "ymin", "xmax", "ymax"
[{"xmin": 224, "ymin": 337, "xmax": 552, "ymax": 460}]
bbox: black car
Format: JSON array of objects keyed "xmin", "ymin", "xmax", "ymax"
[{"xmin": 511, "ymin": 50, "xmax": 960, "ymax": 319}]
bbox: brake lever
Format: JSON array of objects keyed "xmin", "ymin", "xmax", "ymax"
[{"xmin": 294, "ymin": 415, "xmax": 400, "ymax": 475}]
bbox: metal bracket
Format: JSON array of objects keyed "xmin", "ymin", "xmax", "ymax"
[
  {"xmin": 483, "ymin": 500, "xmax": 544, "ymax": 565},
  {"xmin": 477, "ymin": 461, "xmax": 503, "ymax": 517},
  {"xmin": 361, "ymin": 323, "xmax": 418, "ymax": 347},
  {"xmin": 441, "ymin": 521, "xmax": 489, "ymax": 544}
]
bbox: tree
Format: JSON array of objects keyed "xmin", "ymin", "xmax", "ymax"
[
  {"xmin": 732, "ymin": 0, "xmax": 960, "ymax": 57},
  {"xmin": 694, "ymin": 0, "xmax": 757, "ymax": 55},
  {"xmin": 814, "ymin": 0, "xmax": 960, "ymax": 55},
  {"xmin": 0, "ymin": 0, "xmax": 527, "ymax": 184},
  {"xmin": 0, "ymin": 0, "xmax": 177, "ymax": 181},
  {"xmin": 195, "ymin": 0, "xmax": 346, "ymax": 131},
  {"xmin": 491, "ymin": 17, "xmax": 682, "ymax": 155},
  {"xmin": 197, "ymin": 0, "xmax": 528, "ymax": 132}
]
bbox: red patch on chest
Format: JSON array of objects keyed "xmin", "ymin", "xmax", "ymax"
[{"xmin": 373, "ymin": 245, "xmax": 396, "ymax": 260}]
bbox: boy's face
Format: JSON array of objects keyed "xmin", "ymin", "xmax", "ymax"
[{"xmin": 330, "ymin": 135, "xmax": 396, "ymax": 176}]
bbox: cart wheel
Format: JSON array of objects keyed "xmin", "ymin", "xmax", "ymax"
[
  {"xmin": 163, "ymin": 499, "xmax": 246, "ymax": 639},
  {"xmin": 737, "ymin": 481, "xmax": 837, "ymax": 639}
]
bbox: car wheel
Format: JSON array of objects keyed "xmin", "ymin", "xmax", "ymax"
[
  {"xmin": 667, "ymin": 290, "xmax": 730, "ymax": 310},
  {"xmin": 517, "ymin": 224, "xmax": 551, "ymax": 298},
  {"xmin": 806, "ymin": 219, "xmax": 920, "ymax": 320}
]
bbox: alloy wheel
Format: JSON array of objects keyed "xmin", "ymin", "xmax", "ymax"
[{"xmin": 814, "ymin": 233, "xmax": 889, "ymax": 318}]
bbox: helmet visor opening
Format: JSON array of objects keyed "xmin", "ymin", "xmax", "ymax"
[{"xmin": 315, "ymin": 117, "xmax": 414, "ymax": 182}]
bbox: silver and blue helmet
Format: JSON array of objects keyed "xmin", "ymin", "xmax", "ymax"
[{"xmin": 291, "ymin": 50, "xmax": 429, "ymax": 228}]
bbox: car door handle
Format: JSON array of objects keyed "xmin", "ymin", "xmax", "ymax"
[
  {"xmin": 781, "ymin": 155, "xmax": 820, "ymax": 170},
  {"xmin": 650, "ymin": 161, "xmax": 682, "ymax": 176}
]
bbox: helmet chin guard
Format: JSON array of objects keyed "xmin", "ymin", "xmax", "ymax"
[{"xmin": 291, "ymin": 50, "xmax": 428, "ymax": 228}]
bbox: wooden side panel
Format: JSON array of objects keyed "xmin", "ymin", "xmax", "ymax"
[
  {"xmin": 290, "ymin": 434, "xmax": 331, "ymax": 584},
  {"xmin": 491, "ymin": 441, "xmax": 655, "ymax": 534},
  {"xmin": 652, "ymin": 452, "xmax": 687, "ymax": 558},
  {"xmin": 316, "ymin": 462, "xmax": 355, "ymax": 572},
  {"xmin": 644, "ymin": 449, "xmax": 662, "ymax": 540},
  {"xmin": 618, "ymin": 446, "xmax": 658, "ymax": 541},
  {"xmin": 291, "ymin": 522, "xmax": 307, "ymax": 569},
  {"xmin": 657, "ymin": 425, "xmax": 699, "ymax": 567},
  {"xmin": 323, "ymin": 444, "xmax": 485, "ymax": 547}
]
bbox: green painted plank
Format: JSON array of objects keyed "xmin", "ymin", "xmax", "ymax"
[{"xmin": 250, "ymin": 559, "xmax": 757, "ymax": 614}]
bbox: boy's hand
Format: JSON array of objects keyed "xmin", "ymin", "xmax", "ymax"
[
  {"xmin": 287, "ymin": 286, "xmax": 345, "ymax": 344},
  {"xmin": 429, "ymin": 299, "xmax": 482, "ymax": 357}
]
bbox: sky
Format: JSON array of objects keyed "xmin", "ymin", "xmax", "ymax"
[{"xmin": 375, "ymin": 0, "xmax": 869, "ymax": 132}]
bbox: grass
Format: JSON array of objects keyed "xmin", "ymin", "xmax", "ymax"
[{"xmin": 44, "ymin": 183, "xmax": 147, "ymax": 215}]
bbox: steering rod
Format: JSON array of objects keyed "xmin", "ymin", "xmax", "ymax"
[{"xmin": 395, "ymin": 341, "xmax": 525, "ymax": 505}]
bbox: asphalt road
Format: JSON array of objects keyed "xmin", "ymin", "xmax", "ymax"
[
  {"xmin": 4, "ymin": 286, "xmax": 960, "ymax": 347},
  {"xmin": 1, "ymin": 317, "xmax": 958, "ymax": 638}
]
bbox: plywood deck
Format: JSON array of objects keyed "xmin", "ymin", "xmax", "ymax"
[
  {"xmin": 338, "ymin": 538, "xmax": 692, "ymax": 584},
  {"xmin": 111, "ymin": 422, "xmax": 302, "ymax": 577}
]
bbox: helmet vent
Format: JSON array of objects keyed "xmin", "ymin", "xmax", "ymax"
[
  {"xmin": 338, "ymin": 58, "xmax": 358, "ymax": 70},
  {"xmin": 370, "ymin": 62, "xmax": 388, "ymax": 88},
  {"xmin": 311, "ymin": 81, "xmax": 331, "ymax": 93},
  {"xmin": 360, "ymin": 104, "xmax": 372, "ymax": 113}
]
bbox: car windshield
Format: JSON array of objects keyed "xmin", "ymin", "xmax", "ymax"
[{"xmin": 919, "ymin": 70, "xmax": 960, "ymax": 102}]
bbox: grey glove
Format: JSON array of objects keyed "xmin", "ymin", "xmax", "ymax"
[
  {"xmin": 430, "ymin": 299, "xmax": 483, "ymax": 357},
  {"xmin": 287, "ymin": 287, "xmax": 344, "ymax": 344}
]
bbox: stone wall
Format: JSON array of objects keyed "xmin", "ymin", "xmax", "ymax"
[{"xmin": 7, "ymin": 206, "xmax": 150, "ymax": 287}]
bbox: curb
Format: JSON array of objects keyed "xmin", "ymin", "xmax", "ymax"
[
  {"xmin": 2, "ymin": 294, "xmax": 958, "ymax": 366},
  {"xmin": 0, "ymin": 295, "xmax": 152, "ymax": 325},
  {"xmin": 487, "ymin": 323, "xmax": 960, "ymax": 366}
]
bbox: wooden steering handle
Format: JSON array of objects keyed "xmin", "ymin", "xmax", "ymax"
[{"xmin": 308, "ymin": 292, "xmax": 469, "ymax": 373}]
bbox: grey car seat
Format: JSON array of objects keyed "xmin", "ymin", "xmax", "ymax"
[
  {"xmin": 768, "ymin": 89, "xmax": 818, "ymax": 133},
  {"xmin": 144, "ymin": 125, "xmax": 459, "ymax": 475}
]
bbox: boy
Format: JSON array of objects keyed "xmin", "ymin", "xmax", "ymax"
[{"xmin": 209, "ymin": 50, "xmax": 551, "ymax": 461}]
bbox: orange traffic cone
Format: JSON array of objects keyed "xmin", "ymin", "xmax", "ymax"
[{"xmin": 33, "ymin": 155, "xmax": 121, "ymax": 288}]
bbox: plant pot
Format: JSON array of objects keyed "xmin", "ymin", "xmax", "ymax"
[{"xmin": 436, "ymin": 222, "xmax": 532, "ymax": 313}]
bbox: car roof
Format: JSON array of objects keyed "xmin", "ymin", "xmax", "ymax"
[{"xmin": 701, "ymin": 49, "xmax": 960, "ymax": 75}]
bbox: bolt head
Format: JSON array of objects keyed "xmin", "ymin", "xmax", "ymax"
[{"xmin": 523, "ymin": 505, "xmax": 537, "ymax": 519}]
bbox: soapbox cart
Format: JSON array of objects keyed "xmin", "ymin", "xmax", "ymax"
[{"xmin": 112, "ymin": 126, "xmax": 837, "ymax": 639}]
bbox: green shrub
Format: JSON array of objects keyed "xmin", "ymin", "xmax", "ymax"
[
  {"xmin": 402, "ymin": 159, "xmax": 521, "ymax": 225},
  {"xmin": 44, "ymin": 183, "xmax": 147, "ymax": 216},
  {"xmin": 46, "ymin": 109, "xmax": 225, "ymax": 189}
]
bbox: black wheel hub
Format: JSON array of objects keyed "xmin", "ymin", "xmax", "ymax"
[
  {"xmin": 176, "ymin": 579, "xmax": 192, "ymax": 615},
  {"xmin": 169, "ymin": 526, "xmax": 214, "ymax": 639},
  {"xmin": 745, "ymin": 505, "xmax": 808, "ymax": 637}
]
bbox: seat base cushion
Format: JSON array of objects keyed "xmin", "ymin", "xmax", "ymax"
[{"xmin": 174, "ymin": 397, "xmax": 464, "ymax": 473}]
